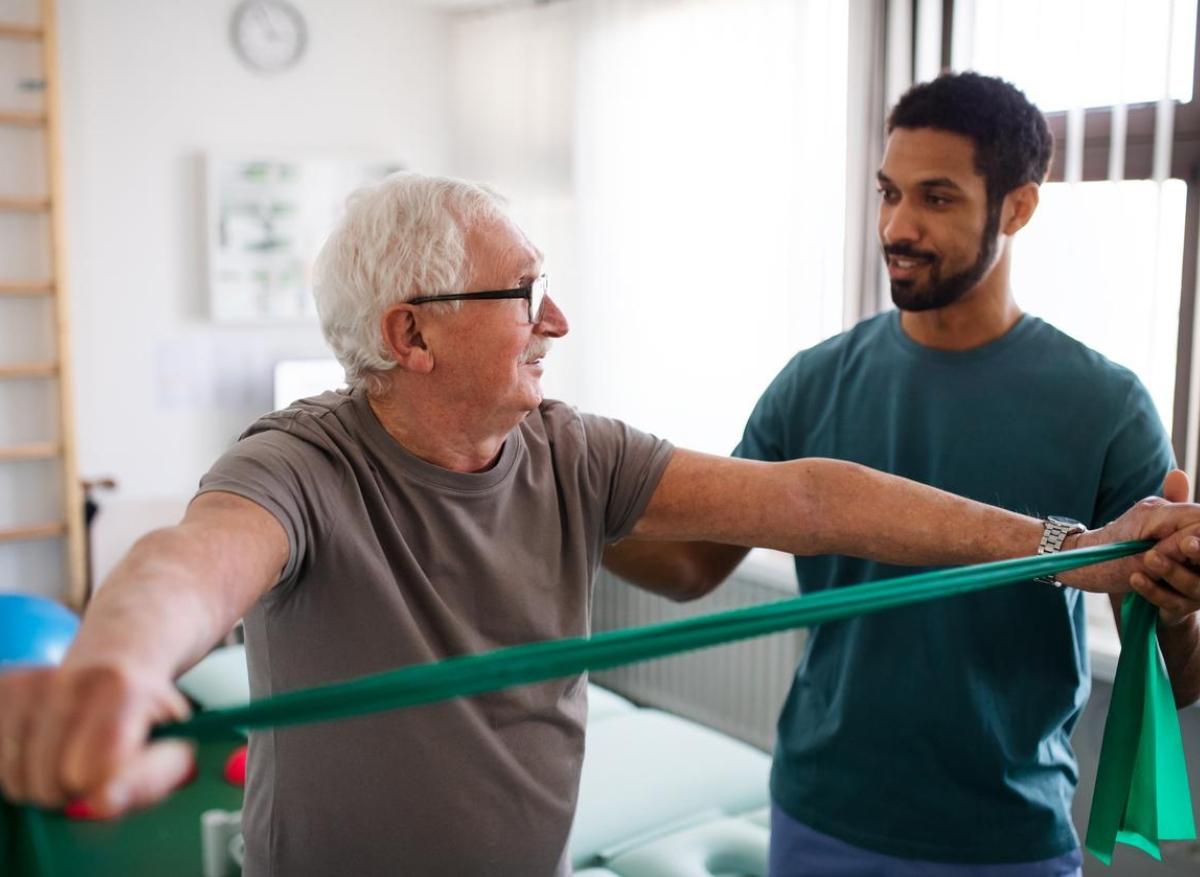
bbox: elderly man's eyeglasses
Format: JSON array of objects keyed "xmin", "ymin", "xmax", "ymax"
[{"xmin": 409, "ymin": 274, "xmax": 548, "ymax": 325}]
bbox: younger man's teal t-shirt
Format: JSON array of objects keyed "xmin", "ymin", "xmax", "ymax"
[{"xmin": 735, "ymin": 311, "xmax": 1173, "ymax": 863}]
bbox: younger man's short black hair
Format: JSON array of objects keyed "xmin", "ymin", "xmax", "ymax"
[{"xmin": 887, "ymin": 72, "xmax": 1053, "ymax": 213}]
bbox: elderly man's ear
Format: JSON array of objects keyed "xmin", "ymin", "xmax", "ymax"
[{"xmin": 381, "ymin": 305, "xmax": 435, "ymax": 374}]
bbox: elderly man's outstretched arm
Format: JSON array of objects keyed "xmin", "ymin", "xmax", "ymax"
[
  {"xmin": 621, "ymin": 448, "xmax": 1200, "ymax": 604},
  {"xmin": 0, "ymin": 491, "xmax": 285, "ymax": 815}
]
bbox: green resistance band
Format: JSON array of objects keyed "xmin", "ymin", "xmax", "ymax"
[
  {"xmin": 156, "ymin": 540, "xmax": 1194, "ymax": 862},
  {"xmin": 155, "ymin": 541, "xmax": 1152, "ymax": 743},
  {"xmin": 1087, "ymin": 591, "xmax": 1196, "ymax": 863},
  {"xmin": 10, "ymin": 540, "xmax": 1196, "ymax": 868}
]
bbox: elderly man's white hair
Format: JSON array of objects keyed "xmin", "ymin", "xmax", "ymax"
[{"xmin": 313, "ymin": 171, "xmax": 508, "ymax": 396}]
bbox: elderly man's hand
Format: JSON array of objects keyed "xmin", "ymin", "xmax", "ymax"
[
  {"xmin": 1068, "ymin": 469, "xmax": 1200, "ymax": 624},
  {"xmin": 0, "ymin": 661, "xmax": 193, "ymax": 817}
]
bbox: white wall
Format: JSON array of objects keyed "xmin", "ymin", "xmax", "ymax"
[{"xmin": 57, "ymin": 0, "xmax": 453, "ymax": 513}]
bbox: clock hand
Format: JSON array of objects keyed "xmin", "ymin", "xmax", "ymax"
[{"xmin": 256, "ymin": 3, "xmax": 280, "ymax": 40}]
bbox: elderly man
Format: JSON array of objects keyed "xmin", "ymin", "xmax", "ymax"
[{"xmin": 2, "ymin": 173, "xmax": 1200, "ymax": 877}]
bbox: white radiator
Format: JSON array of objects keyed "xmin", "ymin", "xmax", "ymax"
[{"xmin": 591, "ymin": 567, "xmax": 805, "ymax": 752}]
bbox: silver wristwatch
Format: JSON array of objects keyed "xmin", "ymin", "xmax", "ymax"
[{"xmin": 1034, "ymin": 515, "xmax": 1086, "ymax": 586}]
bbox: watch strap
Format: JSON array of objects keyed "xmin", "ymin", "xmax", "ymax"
[{"xmin": 1034, "ymin": 517, "xmax": 1086, "ymax": 586}]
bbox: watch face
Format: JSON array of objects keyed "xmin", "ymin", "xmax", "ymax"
[
  {"xmin": 1048, "ymin": 515, "xmax": 1084, "ymax": 527},
  {"xmin": 231, "ymin": 0, "xmax": 308, "ymax": 73}
]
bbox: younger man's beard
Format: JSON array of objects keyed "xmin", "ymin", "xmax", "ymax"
[{"xmin": 887, "ymin": 205, "xmax": 1001, "ymax": 312}]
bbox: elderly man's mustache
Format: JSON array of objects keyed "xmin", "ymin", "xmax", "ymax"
[{"xmin": 523, "ymin": 340, "xmax": 552, "ymax": 363}]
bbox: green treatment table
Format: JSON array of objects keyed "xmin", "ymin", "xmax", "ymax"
[{"xmin": 1, "ymin": 733, "xmax": 245, "ymax": 877}]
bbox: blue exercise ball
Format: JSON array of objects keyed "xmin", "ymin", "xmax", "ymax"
[{"xmin": 0, "ymin": 593, "xmax": 80, "ymax": 671}]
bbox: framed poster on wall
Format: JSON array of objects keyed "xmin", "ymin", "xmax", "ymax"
[{"xmin": 205, "ymin": 155, "xmax": 402, "ymax": 322}]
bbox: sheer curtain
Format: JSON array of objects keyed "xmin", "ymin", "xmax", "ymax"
[
  {"xmin": 568, "ymin": 0, "xmax": 850, "ymax": 455},
  {"xmin": 451, "ymin": 0, "xmax": 854, "ymax": 455}
]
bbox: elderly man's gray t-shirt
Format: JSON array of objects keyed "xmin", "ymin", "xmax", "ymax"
[{"xmin": 196, "ymin": 389, "xmax": 673, "ymax": 877}]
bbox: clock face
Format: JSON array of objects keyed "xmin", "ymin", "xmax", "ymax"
[{"xmin": 231, "ymin": 0, "xmax": 308, "ymax": 73}]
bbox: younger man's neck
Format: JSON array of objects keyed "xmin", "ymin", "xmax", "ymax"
[{"xmin": 899, "ymin": 263, "xmax": 1022, "ymax": 351}]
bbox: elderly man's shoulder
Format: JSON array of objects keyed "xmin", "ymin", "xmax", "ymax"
[
  {"xmin": 531, "ymin": 398, "xmax": 631, "ymax": 438},
  {"xmin": 524, "ymin": 398, "xmax": 589, "ymax": 445},
  {"xmin": 529, "ymin": 399, "xmax": 668, "ymax": 460},
  {"xmin": 245, "ymin": 389, "xmax": 354, "ymax": 435},
  {"xmin": 230, "ymin": 389, "xmax": 361, "ymax": 463},
  {"xmin": 200, "ymin": 391, "xmax": 362, "ymax": 507}
]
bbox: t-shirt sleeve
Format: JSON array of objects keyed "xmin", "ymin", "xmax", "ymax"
[
  {"xmin": 195, "ymin": 427, "xmax": 341, "ymax": 594},
  {"xmin": 1091, "ymin": 376, "xmax": 1176, "ymax": 527},
  {"xmin": 733, "ymin": 355, "xmax": 798, "ymax": 462},
  {"xmin": 579, "ymin": 413, "xmax": 674, "ymax": 542}
]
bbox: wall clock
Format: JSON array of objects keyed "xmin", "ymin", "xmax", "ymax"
[{"xmin": 230, "ymin": 0, "xmax": 308, "ymax": 74}]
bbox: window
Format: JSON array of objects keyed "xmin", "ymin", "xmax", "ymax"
[
  {"xmin": 965, "ymin": 0, "xmax": 1197, "ymax": 111},
  {"xmin": 953, "ymin": 0, "xmax": 1200, "ymax": 469}
]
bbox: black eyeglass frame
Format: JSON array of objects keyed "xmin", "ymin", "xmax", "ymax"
[{"xmin": 409, "ymin": 274, "xmax": 548, "ymax": 324}]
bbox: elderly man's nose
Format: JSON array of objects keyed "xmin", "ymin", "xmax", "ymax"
[{"xmin": 536, "ymin": 296, "xmax": 569, "ymax": 337}]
